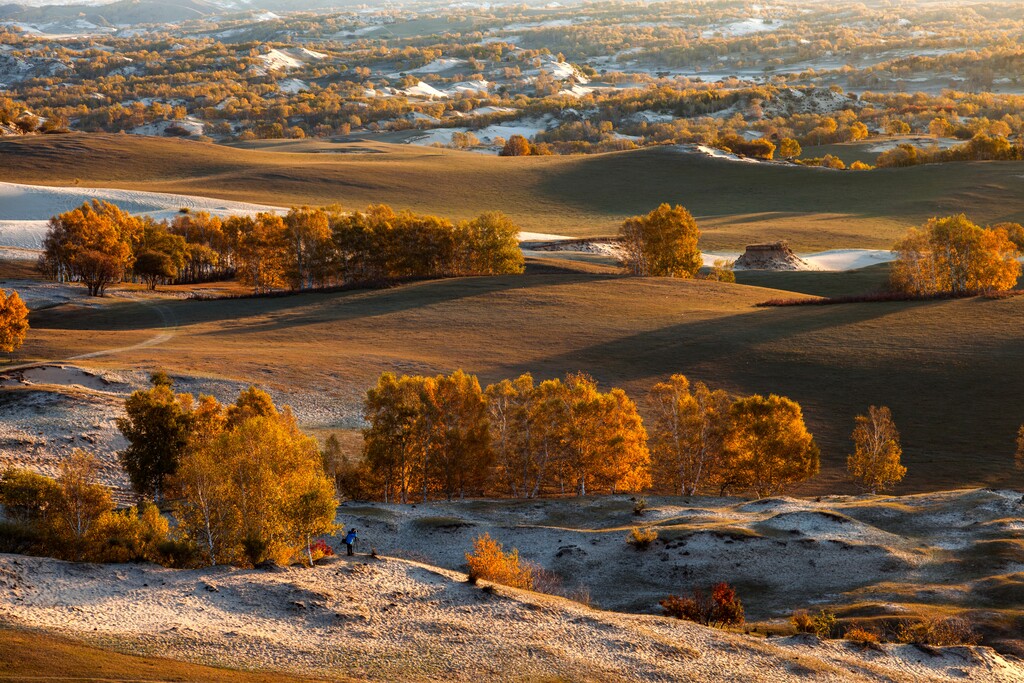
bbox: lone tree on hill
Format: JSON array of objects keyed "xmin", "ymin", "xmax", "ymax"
[
  {"xmin": 619, "ymin": 204, "xmax": 702, "ymax": 278},
  {"xmin": 0, "ymin": 288, "xmax": 29, "ymax": 354},
  {"xmin": 847, "ymin": 405, "xmax": 906, "ymax": 494},
  {"xmin": 499, "ymin": 135, "xmax": 532, "ymax": 156}
]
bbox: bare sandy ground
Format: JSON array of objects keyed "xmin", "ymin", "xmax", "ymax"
[
  {"xmin": 338, "ymin": 492, "xmax": 1024, "ymax": 654},
  {"xmin": 1, "ymin": 551, "xmax": 1020, "ymax": 682}
]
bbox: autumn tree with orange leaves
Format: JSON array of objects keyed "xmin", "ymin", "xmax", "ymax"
[
  {"xmin": 0, "ymin": 288, "xmax": 29, "ymax": 354},
  {"xmin": 40, "ymin": 200, "xmax": 141, "ymax": 296},
  {"xmin": 890, "ymin": 215, "xmax": 1021, "ymax": 296}
]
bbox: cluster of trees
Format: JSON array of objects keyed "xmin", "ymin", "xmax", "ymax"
[
  {"xmin": 354, "ymin": 370, "xmax": 823, "ymax": 502},
  {"xmin": 0, "ymin": 451, "xmax": 169, "ymax": 563},
  {"xmin": 360, "ymin": 370, "xmax": 649, "ymax": 501},
  {"xmin": 40, "ymin": 201, "xmax": 524, "ymax": 296},
  {"xmin": 115, "ymin": 375, "xmax": 338, "ymax": 567},
  {"xmin": 876, "ymin": 134, "xmax": 1024, "ymax": 168},
  {"xmin": 890, "ymin": 215, "xmax": 1021, "ymax": 296},
  {"xmin": 0, "ymin": 288, "xmax": 29, "ymax": 354}
]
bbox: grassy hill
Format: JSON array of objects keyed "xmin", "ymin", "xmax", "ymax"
[
  {"xmin": 5, "ymin": 133, "xmax": 1024, "ymax": 250},
  {"xmin": 9, "ymin": 263, "xmax": 1024, "ymax": 495},
  {"xmin": 0, "ymin": 628, "xmax": 324, "ymax": 682}
]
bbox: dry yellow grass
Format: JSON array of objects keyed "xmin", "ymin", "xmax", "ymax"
[
  {"xmin": 7, "ymin": 264, "xmax": 1024, "ymax": 493},
  {"xmin": 5, "ymin": 133, "xmax": 1024, "ymax": 249}
]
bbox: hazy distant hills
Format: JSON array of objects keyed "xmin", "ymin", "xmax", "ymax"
[
  {"xmin": 0, "ymin": 0, "xmax": 223, "ymax": 26},
  {"xmin": 0, "ymin": 0, "xmax": 376, "ymax": 27}
]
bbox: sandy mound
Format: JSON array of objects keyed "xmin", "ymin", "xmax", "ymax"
[
  {"xmin": 0, "ymin": 182, "xmax": 285, "ymax": 250},
  {"xmin": 734, "ymin": 242, "xmax": 816, "ymax": 271},
  {"xmin": 521, "ymin": 237, "xmax": 626, "ymax": 260},
  {"xmin": 1, "ymin": 552, "xmax": 1020, "ymax": 682}
]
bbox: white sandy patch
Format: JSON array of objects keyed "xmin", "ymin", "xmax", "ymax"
[
  {"xmin": 693, "ymin": 144, "xmax": 762, "ymax": 163},
  {"xmin": 867, "ymin": 137, "xmax": 962, "ymax": 153},
  {"xmin": 514, "ymin": 241, "xmax": 883, "ymax": 273},
  {"xmin": 702, "ymin": 18, "xmax": 784, "ymax": 38},
  {"xmin": 1, "ymin": 549, "xmax": 1020, "ymax": 682},
  {"xmin": 802, "ymin": 249, "xmax": 895, "ymax": 271},
  {"xmin": 0, "ymin": 182, "xmax": 285, "ymax": 250}
]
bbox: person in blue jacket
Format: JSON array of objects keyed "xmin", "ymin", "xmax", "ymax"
[{"xmin": 344, "ymin": 528, "xmax": 358, "ymax": 556}]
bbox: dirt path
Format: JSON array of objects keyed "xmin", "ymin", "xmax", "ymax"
[{"xmin": 1, "ymin": 299, "xmax": 177, "ymax": 375}]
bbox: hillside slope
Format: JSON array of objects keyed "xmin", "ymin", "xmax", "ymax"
[
  {"xmin": 8, "ymin": 272, "xmax": 1024, "ymax": 493},
  {"xmin": 3, "ymin": 134, "xmax": 1024, "ymax": 249},
  {"xmin": 1, "ymin": 552, "xmax": 1020, "ymax": 682}
]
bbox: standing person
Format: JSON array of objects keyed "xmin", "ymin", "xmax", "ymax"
[{"xmin": 344, "ymin": 528, "xmax": 358, "ymax": 556}]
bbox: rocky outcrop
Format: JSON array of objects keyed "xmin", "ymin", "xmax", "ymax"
[{"xmin": 734, "ymin": 241, "xmax": 815, "ymax": 271}]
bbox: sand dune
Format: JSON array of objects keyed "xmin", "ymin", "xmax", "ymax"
[
  {"xmin": 1, "ymin": 550, "xmax": 1020, "ymax": 682},
  {"xmin": 0, "ymin": 182, "xmax": 284, "ymax": 250}
]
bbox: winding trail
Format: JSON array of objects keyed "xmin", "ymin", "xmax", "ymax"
[{"xmin": 1, "ymin": 298, "xmax": 178, "ymax": 375}]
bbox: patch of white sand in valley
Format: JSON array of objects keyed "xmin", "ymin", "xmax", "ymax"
[{"xmin": 0, "ymin": 182, "xmax": 285, "ymax": 250}]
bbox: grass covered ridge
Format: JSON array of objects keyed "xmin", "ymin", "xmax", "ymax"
[{"xmin": 5, "ymin": 133, "xmax": 1024, "ymax": 249}]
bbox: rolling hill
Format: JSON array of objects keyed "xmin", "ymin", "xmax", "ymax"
[
  {"xmin": 7, "ymin": 265, "xmax": 1024, "ymax": 495},
  {"xmin": 4, "ymin": 133, "xmax": 1024, "ymax": 250}
]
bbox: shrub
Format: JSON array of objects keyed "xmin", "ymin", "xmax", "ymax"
[
  {"xmin": 310, "ymin": 539, "xmax": 335, "ymax": 561},
  {"xmin": 465, "ymin": 533, "xmax": 533, "ymax": 589},
  {"xmin": 0, "ymin": 520, "xmax": 42, "ymax": 554},
  {"xmin": 627, "ymin": 526, "xmax": 658, "ymax": 550},
  {"xmin": 632, "ymin": 497, "xmax": 648, "ymax": 516},
  {"xmin": 893, "ymin": 616, "xmax": 980, "ymax": 646},
  {"xmin": 812, "ymin": 609, "xmax": 838, "ymax": 639},
  {"xmin": 660, "ymin": 582, "xmax": 744, "ymax": 628},
  {"xmin": 844, "ymin": 624, "xmax": 882, "ymax": 650},
  {"xmin": 155, "ymin": 538, "xmax": 201, "ymax": 568},
  {"xmin": 791, "ymin": 610, "xmax": 815, "ymax": 634},
  {"xmin": 0, "ymin": 468, "xmax": 60, "ymax": 524},
  {"xmin": 86, "ymin": 501, "xmax": 169, "ymax": 563}
]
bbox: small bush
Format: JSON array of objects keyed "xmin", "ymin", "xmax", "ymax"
[
  {"xmin": 632, "ymin": 497, "xmax": 648, "ymax": 516},
  {"xmin": 0, "ymin": 468, "xmax": 59, "ymax": 523},
  {"xmin": 791, "ymin": 610, "xmax": 815, "ymax": 634},
  {"xmin": 894, "ymin": 616, "xmax": 981, "ymax": 646},
  {"xmin": 812, "ymin": 609, "xmax": 838, "ymax": 639},
  {"xmin": 0, "ymin": 520, "xmax": 42, "ymax": 554},
  {"xmin": 310, "ymin": 539, "xmax": 335, "ymax": 561},
  {"xmin": 661, "ymin": 583, "xmax": 744, "ymax": 628},
  {"xmin": 627, "ymin": 526, "xmax": 658, "ymax": 550},
  {"xmin": 465, "ymin": 533, "xmax": 533, "ymax": 590},
  {"xmin": 155, "ymin": 538, "xmax": 201, "ymax": 568},
  {"xmin": 86, "ymin": 502, "xmax": 169, "ymax": 563},
  {"xmin": 845, "ymin": 624, "xmax": 882, "ymax": 650}
]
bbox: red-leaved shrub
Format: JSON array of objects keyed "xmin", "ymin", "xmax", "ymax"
[{"xmin": 661, "ymin": 582, "xmax": 744, "ymax": 628}]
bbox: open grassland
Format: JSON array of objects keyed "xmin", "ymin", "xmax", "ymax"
[
  {"xmin": 0, "ymin": 627, "xmax": 327, "ymax": 682},
  {"xmin": 4, "ymin": 134, "xmax": 1024, "ymax": 249},
  {"xmin": 7, "ymin": 262, "xmax": 1024, "ymax": 495}
]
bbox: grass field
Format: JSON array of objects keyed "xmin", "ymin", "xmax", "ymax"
[
  {"xmin": 0, "ymin": 627, "xmax": 328, "ymax": 682},
  {"xmin": 7, "ymin": 260, "xmax": 1024, "ymax": 495},
  {"xmin": 4, "ymin": 133, "xmax": 1024, "ymax": 249}
]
